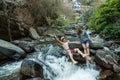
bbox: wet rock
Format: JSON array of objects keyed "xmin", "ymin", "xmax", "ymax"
[
  {"xmin": 99, "ymin": 70, "xmax": 113, "ymax": 80},
  {"xmin": 20, "ymin": 59, "xmax": 44, "ymax": 80},
  {"xmin": 34, "ymin": 44, "xmax": 63, "ymax": 58},
  {"xmin": 0, "ymin": 39, "xmax": 25, "ymax": 60},
  {"xmin": 37, "ymin": 27, "xmax": 47, "ymax": 35},
  {"xmin": 90, "ymin": 43, "xmax": 104, "ymax": 50},
  {"xmin": 43, "ymin": 28, "xmax": 64, "ymax": 37},
  {"xmin": 90, "ymin": 49, "xmax": 96, "ymax": 55},
  {"xmin": 25, "ymin": 78, "xmax": 43, "ymax": 80},
  {"xmin": 103, "ymin": 49, "xmax": 120, "ymax": 62},
  {"xmin": 109, "ymin": 42, "xmax": 120, "ymax": 50},
  {"xmin": 45, "ymin": 37, "xmax": 54, "ymax": 42},
  {"xmin": 10, "ymin": 77, "xmax": 20, "ymax": 80},
  {"xmin": 0, "ymin": 53, "xmax": 7, "ymax": 59},
  {"xmin": 95, "ymin": 49, "xmax": 120, "ymax": 72},
  {"xmin": 29, "ymin": 27, "xmax": 40, "ymax": 40},
  {"xmin": 12, "ymin": 40, "xmax": 34, "ymax": 53},
  {"xmin": 69, "ymin": 42, "xmax": 104, "ymax": 50},
  {"xmin": 69, "ymin": 44, "xmax": 83, "ymax": 50},
  {"xmin": 115, "ymin": 47, "xmax": 120, "ymax": 55},
  {"xmin": 64, "ymin": 29, "xmax": 76, "ymax": 36}
]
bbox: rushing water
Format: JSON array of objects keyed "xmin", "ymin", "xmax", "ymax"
[
  {"xmin": 44, "ymin": 55, "xmax": 100, "ymax": 80},
  {"xmin": 0, "ymin": 61, "xmax": 22, "ymax": 79},
  {"xmin": 0, "ymin": 50, "xmax": 100, "ymax": 80}
]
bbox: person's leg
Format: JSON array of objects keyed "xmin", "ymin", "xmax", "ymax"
[
  {"xmin": 85, "ymin": 55, "xmax": 94, "ymax": 64},
  {"xmin": 67, "ymin": 50, "xmax": 78, "ymax": 64},
  {"xmin": 86, "ymin": 43, "xmax": 90, "ymax": 56},
  {"xmin": 85, "ymin": 41, "xmax": 94, "ymax": 64},
  {"xmin": 74, "ymin": 48, "xmax": 86, "ymax": 57},
  {"xmin": 82, "ymin": 43, "xmax": 87, "ymax": 55}
]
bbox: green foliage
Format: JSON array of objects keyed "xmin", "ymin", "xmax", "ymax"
[
  {"xmin": 64, "ymin": 23, "xmax": 70, "ymax": 28},
  {"xmin": 52, "ymin": 18, "xmax": 70, "ymax": 28},
  {"xmin": 87, "ymin": 0, "xmax": 120, "ymax": 39},
  {"xmin": 101, "ymin": 24, "xmax": 120, "ymax": 39},
  {"xmin": 82, "ymin": 8, "xmax": 95, "ymax": 24},
  {"xmin": 52, "ymin": 18, "xmax": 66, "ymax": 26}
]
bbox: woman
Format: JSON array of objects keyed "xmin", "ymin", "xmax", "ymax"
[{"xmin": 76, "ymin": 27, "xmax": 91, "ymax": 57}]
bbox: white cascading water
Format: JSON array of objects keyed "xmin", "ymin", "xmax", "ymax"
[
  {"xmin": 0, "ymin": 61, "xmax": 22, "ymax": 77},
  {"xmin": 44, "ymin": 55, "xmax": 100, "ymax": 80}
]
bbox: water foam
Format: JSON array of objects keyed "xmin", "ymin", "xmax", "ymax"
[{"xmin": 44, "ymin": 55, "xmax": 100, "ymax": 80}]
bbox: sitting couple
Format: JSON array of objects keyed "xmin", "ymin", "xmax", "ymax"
[{"xmin": 54, "ymin": 27, "xmax": 93, "ymax": 64}]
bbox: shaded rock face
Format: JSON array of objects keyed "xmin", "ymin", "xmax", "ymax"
[
  {"xmin": 0, "ymin": 39, "xmax": 25, "ymax": 60},
  {"xmin": 0, "ymin": 0, "xmax": 34, "ymax": 41},
  {"xmin": 0, "ymin": 15, "xmax": 22, "ymax": 41},
  {"xmin": 13, "ymin": 7, "xmax": 34, "ymax": 27},
  {"xmin": 20, "ymin": 59, "xmax": 44, "ymax": 80}
]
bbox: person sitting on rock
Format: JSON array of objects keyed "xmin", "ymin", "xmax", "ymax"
[
  {"xmin": 54, "ymin": 34, "xmax": 86, "ymax": 64},
  {"xmin": 76, "ymin": 27, "xmax": 94, "ymax": 64}
]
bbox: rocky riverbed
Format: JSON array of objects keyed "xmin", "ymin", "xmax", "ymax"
[{"xmin": 0, "ymin": 24, "xmax": 120, "ymax": 80}]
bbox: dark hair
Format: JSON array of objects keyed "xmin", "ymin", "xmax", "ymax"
[{"xmin": 76, "ymin": 27, "xmax": 83, "ymax": 35}]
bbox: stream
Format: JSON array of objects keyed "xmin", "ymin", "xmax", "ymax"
[
  {"xmin": 0, "ymin": 54, "xmax": 100, "ymax": 80},
  {"xmin": 45, "ymin": 55, "xmax": 100, "ymax": 80}
]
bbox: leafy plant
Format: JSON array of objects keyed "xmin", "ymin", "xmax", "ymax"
[{"xmin": 87, "ymin": 0, "xmax": 120, "ymax": 39}]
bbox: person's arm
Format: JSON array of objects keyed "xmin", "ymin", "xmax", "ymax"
[
  {"xmin": 68, "ymin": 41, "xmax": 81, "ymax": 44},
  {"xmin": 54, "ymin": 34, "xmax": 63, "ymax": 44}
]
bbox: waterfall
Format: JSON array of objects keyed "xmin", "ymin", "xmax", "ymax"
[
  {"xmin": 42, "ymin": 55, "xmax": 100, "ymax": 80},
  {"xmin": 0, "ymin": 60, "xmax": 22, "ymax": 79}
]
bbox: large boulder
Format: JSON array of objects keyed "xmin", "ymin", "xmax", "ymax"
[
  {"xmin": 29, "ymin": 27, "xmax": 40, "ymax": 40},
  {"xmin": 20, "ymin": 59, "xmax": 44, "ymax": 80},
  {"xmin": 12, "ymin": 40, "xmax": 35, "ymax": 53},
  {"xmin": 90, "ymin": 43, "xmax": 104, "ymax": 50},
  {"xmin": 0, "ymin": 0, "xmax": 31, "ymax": 40},
  {"xmin": 0, "ymin": 39, "xmax": 25, "ymax": 60},
  {"xmin": 95, "ymin": 49, "xmax": 120, "ymax": 72}
]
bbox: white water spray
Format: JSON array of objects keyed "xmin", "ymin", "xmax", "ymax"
[
  {"xmin": 44, "ymin": 55, "xmax": 100, "ymax": 80},
  {"xmin": 0, "ymin": 61, "xmax": 22, "ymax": 77}
]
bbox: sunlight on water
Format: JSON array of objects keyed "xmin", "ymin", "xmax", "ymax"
[{"xmin": 45, "ymin": 55, "xmax": 100, "ymax": 80}]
